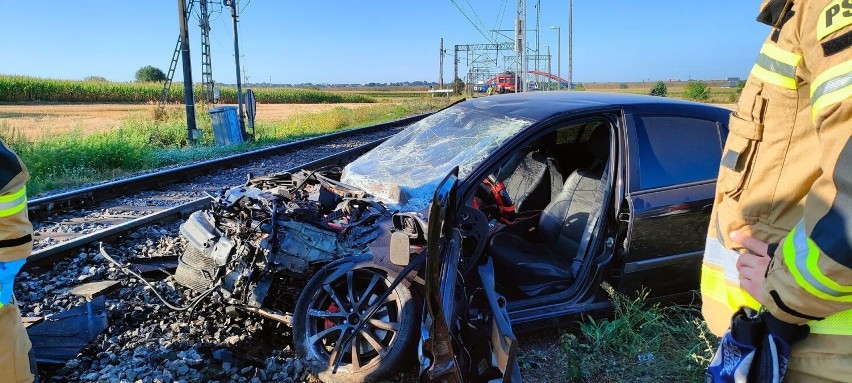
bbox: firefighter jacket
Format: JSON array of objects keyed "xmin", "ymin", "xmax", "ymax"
[
  {"xmin": 0, "ymin": 140, "xmax": 35, "ymax": 382},
  {"xmin": 702, "ymin": 0, "xmax": 852, "ymax": 354},
  {"xmin": 0, "ymin": 140, "xmax": 30, "ymax": 265}
]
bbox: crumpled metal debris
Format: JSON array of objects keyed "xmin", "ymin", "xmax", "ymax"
[{"xmin": 174, "ymin": 169, "xmax": 389, "ymax": 317}]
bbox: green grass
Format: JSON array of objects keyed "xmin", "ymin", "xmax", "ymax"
[
  {"xmin": 0, "ymin": 75, "xmax": 376, "ymax": 104},
  {"xmin": 561, "ymin": 284, "xmax": 718, "ymax": 383},
  {"xmin": 3, "ymin": 98, "xmax": 450, "ymax": 195}
]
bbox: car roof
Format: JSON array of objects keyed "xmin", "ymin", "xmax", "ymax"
[{"xmin": 461, "ymin": 91, "xmax": 731, "ymax": 123}]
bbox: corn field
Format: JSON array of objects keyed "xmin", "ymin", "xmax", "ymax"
[{"xmin": 0, "ymin": 75, "xmax": 376, "ymax": 104}]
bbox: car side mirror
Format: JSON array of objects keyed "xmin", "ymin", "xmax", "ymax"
[
  {"xmin": 389, "ymin": 213, "xmax": 428, "ymax": 266},
  {"xmin": 390, "ymin": 232, "xmax": 411, "ymax": 266}
]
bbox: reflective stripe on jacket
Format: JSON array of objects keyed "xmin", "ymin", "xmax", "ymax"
[{"xmin": 702, "ymin": 0, "xmax": 852, "ymax": 338}]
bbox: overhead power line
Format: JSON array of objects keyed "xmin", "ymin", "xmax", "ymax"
[
  {"xmin": 463, "ymin": 0, "xmax": 491, "ymax": 38},
  {"xmin": 450, "ymin": 0, "xmax": 493, "ymax": 43},
  {"xmin": 495, "ymin": 0, "xmax": 509, "ymax": 33}
]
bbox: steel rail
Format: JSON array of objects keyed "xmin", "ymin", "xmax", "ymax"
[
  {"xmin": 27, "ymin": 137, "xmax": 390, "ymax": 267},
  {"xmin": 27, "ymin": 113, "xmax": 429, "ymax": 219}
]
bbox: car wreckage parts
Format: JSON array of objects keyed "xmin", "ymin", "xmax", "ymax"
[{"xmin": 174, "ymin": 171, "xmax": 387, "ymax": 316}]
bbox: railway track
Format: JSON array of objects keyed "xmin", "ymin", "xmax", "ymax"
[
  {"xmin": 26, "ymin": 114, "xmax": 427, "ymax": 269},
  {"xmin": 28, "ymin": 113, "xmax": 427, "ymax": 218}
]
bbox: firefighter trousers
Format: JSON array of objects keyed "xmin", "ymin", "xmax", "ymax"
[
  {"xmin": 782, "ymin": 333, "xmax": 852, "ymax": 383},
  {"xmin": 0, "ymin": 301, "xmax": 35, "ymax": 383}
]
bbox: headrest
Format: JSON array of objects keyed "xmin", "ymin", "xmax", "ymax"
[{"xmin": 587, "ymin": 126, "xmax": 610, "ymax": 161}]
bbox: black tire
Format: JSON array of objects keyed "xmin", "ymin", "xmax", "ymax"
[{"xmin": 293, "ymin": 256, "xmax": 419, "ymax": 383}]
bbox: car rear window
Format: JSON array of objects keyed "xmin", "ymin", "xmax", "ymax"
[{"xmin": 634, "ymin": 116, "xmax": 722, "ymax": 190}]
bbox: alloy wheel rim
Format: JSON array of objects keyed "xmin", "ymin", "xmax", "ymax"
[{"xmin": 305, "ymin": 268, "xmax": 401, "ymax": 371}]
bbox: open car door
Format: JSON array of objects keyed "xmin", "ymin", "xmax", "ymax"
[{"xmin": 420, "ymin": 169, "xmax": 521, "ymax": 383}]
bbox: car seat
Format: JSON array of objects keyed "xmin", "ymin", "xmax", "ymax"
[
  {"xmin": 497, "ymin": 148, "xmax": 562, "ymax": 213},
  {"xmin": 489, "ymin": 126, "xmax": 609, "ymax": 297}
]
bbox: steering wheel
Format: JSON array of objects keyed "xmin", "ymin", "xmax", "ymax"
[{"xmin": 473, "ymin": 174, "xmax": 516, "ymax": 224}]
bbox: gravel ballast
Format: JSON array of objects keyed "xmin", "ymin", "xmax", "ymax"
[{"xmin": 22, "ymin": 223, "xmax": 319, "ymax": 382}]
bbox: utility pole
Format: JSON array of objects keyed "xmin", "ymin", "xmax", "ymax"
[
  {"xmin": 535, "ymin": 0, "xmax": 540, "ymax": 89},
  {"xmin": 569, "ymin": 0, "xmax": 573, "ymax": 91},
  {"xmin": 226, "ymin": 0, "xmax": 247, "ymax": 138},
  {"xmin": 546, "ymin": 45, "xmax": 552, "ymax": 90},
  {"xmin": 454, "ymin": 45, "xmax": 459, "ymax": 90},
  {"xmin": 177, "ymin": 0, "xmax": 197, "ymax": 144},
  {"xmin": 516, "ymin": 0, "xmax": 526, "ymax": 92},
  {"xmin": 550, "ymin": 26, "xmax": 561, "ymax": 84},
  {"xmin": 439, "ymin": 38, "xmax": 445, "ymax": 89}
]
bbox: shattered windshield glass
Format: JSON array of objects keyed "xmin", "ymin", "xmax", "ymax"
[{"xmin": 341, "ymin": 106, "xmax": 532, "ymax": 211}]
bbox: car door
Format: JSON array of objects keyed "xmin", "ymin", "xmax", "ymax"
[
  {"xmin": 618, "ymin": 112, "xmax": 726, "ymax": 298},
  {"xmin": 420, "ymin": 169, "xmax": 521, "ymax": 383}
]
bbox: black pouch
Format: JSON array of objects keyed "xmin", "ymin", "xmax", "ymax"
[{"xmin": 751, "ymin": 311, "xmax": 809, "ymax": 382}]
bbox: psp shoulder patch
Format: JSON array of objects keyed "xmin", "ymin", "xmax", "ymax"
[{"xmin": 818, "ymin": 0, "xmax": 852, "ymax": 41}]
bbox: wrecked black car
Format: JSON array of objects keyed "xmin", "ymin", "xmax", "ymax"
[{"xmin": 174, "ymin": 92, "xmax": 731, "ymax": 382}]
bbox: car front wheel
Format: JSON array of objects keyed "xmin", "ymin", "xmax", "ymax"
[{"xmin": 293, "ymin": 256, "xmax": 418, "ymax": 383}]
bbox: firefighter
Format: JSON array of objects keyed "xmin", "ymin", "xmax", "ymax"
[
  {"xmin": 701, "ymin": 0, "xmax": 852, "ymax": 380},
  {"xmin": 0, "ymin": 139, "xmax": 36, "ymax": 382}
]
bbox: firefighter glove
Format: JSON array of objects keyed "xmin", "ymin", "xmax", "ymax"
[{"xmin": 0, "ymin": 259, "xmax": 25, "ymax": 307}]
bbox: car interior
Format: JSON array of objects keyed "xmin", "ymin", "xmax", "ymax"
[{"xmin": 474, "ymin": 120, "xmax": 612, "ymax": 300}]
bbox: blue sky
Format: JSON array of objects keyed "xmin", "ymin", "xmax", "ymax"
[{"xmin": 0, "ymin": 1, "xmax": 770, "ymax": 84}]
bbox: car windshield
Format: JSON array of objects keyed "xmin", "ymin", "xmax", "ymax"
[{"xmin": 341, "ymin": 105, "xmax": 532, "ymax": 211}]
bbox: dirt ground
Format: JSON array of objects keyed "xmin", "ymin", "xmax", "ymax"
[
  {"xmin": 517, "ymin": 329, "xmax": 571, "ymax": 382},
  {"xmin": 0, "ymin": 103, "xmax": 375, "ymax": 139}
]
